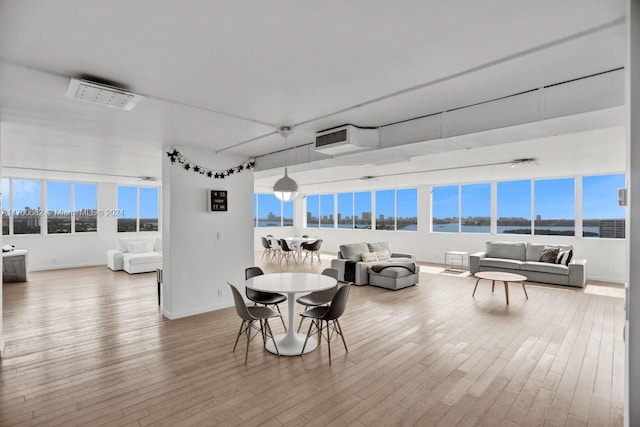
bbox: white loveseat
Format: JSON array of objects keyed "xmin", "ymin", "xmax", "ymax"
[{"xmin": 107, "ymin": 236, "xmax": 162, "ymax": 274}]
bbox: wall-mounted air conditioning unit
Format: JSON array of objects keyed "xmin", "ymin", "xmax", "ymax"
[{"xmin": 315, "ymin": 125, "xmax": 378, "ymax": 155}]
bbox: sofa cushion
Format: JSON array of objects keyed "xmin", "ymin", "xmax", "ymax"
[
  {"xmin": 526, "ymin": 243, "xmax": 573, "ymax": 262},
  {"xmin": 361, "ymin": 252, "xmax": 379, "ymax": 262},
  {"xmin": 539, "ymin": 246, "xmax": 560, "ymax": 263},
  {"xmin": 522, "ymin": 261, "xmax": 569, "ymax": 275},
  {"xmin": 368, "ymin": 241, "xmax": 391, "ymax": 254},
  {"xmin": 369, "ymin": 265, "xmax": 415, "ymax": 278},
  {"xmin": 123, "ymin": 252, "xmax": 163, "ymax": 265},
  {"xmin": 486, "ymin": 241, "xmax": 526, "ymax": 261},
  {"xmin": 479, "ymin": 258, "xmax": 523, "ymax": 270},
  {"xmin": 339, "ymin": 242, "xmax": 370, "ymax": 261},
  {"xmin": 127, "ymin": 240, "xmax": 154, "ymax": 254}
]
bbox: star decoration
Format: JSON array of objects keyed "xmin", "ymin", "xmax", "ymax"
[{"xmin": 166, "ymin": 147, "xmax": 254, "ymax": 179}]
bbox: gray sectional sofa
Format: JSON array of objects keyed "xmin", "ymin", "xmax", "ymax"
[
  {"xmin": 470, "ymin": 241, "xmax": 587, "ymax": 287},
  {"xmin": 330, "ymin": 241, "xmax": 417, "ymax": 289}
]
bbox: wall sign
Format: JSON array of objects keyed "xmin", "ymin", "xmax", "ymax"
[{"xmin": 208, "ymin": 190, "xmax": 228, "ymax": 212}]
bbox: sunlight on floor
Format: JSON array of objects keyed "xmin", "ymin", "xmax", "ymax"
[{"xmin": 584, "ymin": 283, "xmax": 626, "ymax": 298}]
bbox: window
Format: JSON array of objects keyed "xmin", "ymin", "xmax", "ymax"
[
  {"xmin": 254, "ymin": 193, "xmax": 292, "ymax": 227},
  {"xmin": 534, "ymin": 178, "xmax": 575, "ymax": 236},
  {"xmin": 498, "ymin": 180, "xmax": 531, "ymax": 235},
  {"xmin": 118, "ymin": 186, "xmax": 159, "ymax": 232},
  {"xmin": 461, "ymin": 184, "xmax": 490, "ymax": 233},
  {"xmin": 337, "ymin": 192, "xmax": 354, "ymax": 229},
  {"xmin": 2, "ymin": 178, "xmax": 9, "ymax": 235},
  {"xmin": 306, "ymin": 195, "xmax": 319, "ymax": 228},
  {"xmin": 432, "ymin": 185, "xmax": 459, "ymax": 232},
  {"xmin": 140, "ymin": 187, "xmax": 159, "ymax": 231},
  {"xmin": 283, "ymin": 201, "xmax": 293, "ymax": 226},
  {"xmin": 375, "ymin": 190, "xmax": 395, "ymax": 230},
  {"xmin": 354, "ymin": 191, "xmax": 372, "ymax": 229},
  {"xmin": 117, "ymin": 186, "xmax": 137, "ymax": 232},
  {"xmin": 320, "ymin": 194, "xmax": 334, "ymax": 228},
  {"xmin": 583, "ymin": 174, "xmax": 625, "ymax": 238},
  {"xmin": 47, "ymin": 181, "xmax": 72, "ymax": 234},
  {"xmin": 74, "ymin": 183, "xmax": 97, "ymax": 232},
  {"xmin": 13, "ymin": 179, "xmax": 42, "ymax": 235},
  {"xmin": 396, "ymin": 188, "xmax": 418, "ymax": 231}
]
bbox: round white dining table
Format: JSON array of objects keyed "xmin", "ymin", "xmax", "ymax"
[{"xmin": 245, "ymin": 272, "xmax": 336, "ymax": 356}]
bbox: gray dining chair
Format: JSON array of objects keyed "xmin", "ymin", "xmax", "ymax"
[
  {"xmin": 228, "ymin": 282, "xmax": 280, "ymax": 365},
  {"xmin": 245, "ymin": 267, "xmax": 287, "ymax": 330},
  {"xmin": 301, "ymin": 239, "xmax": 323, "ymax": 264},
  {"xmin": 296, "ymin": 268, "xmax": 340, "ymax": 332},
  {"xmin": 260, "ymin": 236, "xmax": 272, "ymax": 261},
  {"xmin": 299, "ymin": 284, "xmax": 351, "ymax": 365}
]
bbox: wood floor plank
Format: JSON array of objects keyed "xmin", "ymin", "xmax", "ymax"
[{"xmin": 0, "ymin": 255, "xmax": 625, "ymax": 426}]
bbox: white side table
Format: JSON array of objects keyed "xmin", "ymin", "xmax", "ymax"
[{"xmin": 444, "ymin": 251, "xmax": 469, "ymax": 272}]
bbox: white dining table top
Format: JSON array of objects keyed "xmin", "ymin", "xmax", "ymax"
[{"xmin": 246, "ymin": 272, "xmax": 335, "ymax": 294}]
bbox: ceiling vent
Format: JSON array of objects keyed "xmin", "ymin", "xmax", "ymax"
[
  {"xmin": 65, "ymin": 78, "xmax": 143, "ymax": 111},
  {"xmin": 315, "ymin": 125, "xmax": 378, "ymax": 155}
]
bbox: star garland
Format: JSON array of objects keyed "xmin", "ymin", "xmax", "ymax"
[{"xmin": 166, "ymin": 147, "xmax": 255, "ymax": 179}]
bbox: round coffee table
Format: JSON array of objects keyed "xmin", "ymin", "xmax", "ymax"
[{"xmin": 473, "ymin": 271, "xmax": 528, "ymax": 305}]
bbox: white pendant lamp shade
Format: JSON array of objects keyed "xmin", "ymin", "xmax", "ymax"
[
  {"xmin": 273, "ymin": 126, "xmax": 298, "ymax": 201},
  {"xmin": 273, "ymin": 167, "xmax": 298, "ymax": 201}
]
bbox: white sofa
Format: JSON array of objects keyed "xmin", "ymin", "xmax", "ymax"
[{"xmin": 107, "ymin": 236, "xmax": 162, "ymax": 274}]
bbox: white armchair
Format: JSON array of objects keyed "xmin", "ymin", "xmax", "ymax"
[{"xmin": 107, "ymin": 236, "xmax": 162, "ymax": 274}]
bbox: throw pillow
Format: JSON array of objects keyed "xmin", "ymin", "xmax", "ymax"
[
  {"xmin": 539, "ymin": 246, "xmax": 560, "ymax": 264},
  {"xmin": 127, "ymin": 241, "xmax": 153, "ymax": 254},
  {"xmin": 376, "ymin": 250, "xmax": 391, "ymax": 260},
  {"xmin": 556, "ymin": 248, "xmax": 573, "ymax": 266},
  {"xmin": 361, "ymin": 252, "xmax": 379, "ymax": 262}
]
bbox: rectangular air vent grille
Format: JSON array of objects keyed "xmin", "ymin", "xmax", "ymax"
[
  {"xmin": 315, "ymin": 129, "xmax": 347, "ymax": 147},
  {"xmin": 65, "ymin": 78, "xmax": 143, "ymax": 111}
]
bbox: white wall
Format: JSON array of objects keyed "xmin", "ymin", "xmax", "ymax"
[
  {"xmin": 162, "ymin": 146, "xmax": 254, "ymax": 319},
  {"xmin": 1, "ymin": 181, "xmax": 160, "ymax": 271}
]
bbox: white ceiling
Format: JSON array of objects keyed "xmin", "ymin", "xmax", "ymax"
[{"xmin": 0, "ymin": 0, "xmax": 626, "ymax": 184}]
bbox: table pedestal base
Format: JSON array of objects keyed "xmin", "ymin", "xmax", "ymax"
[{"xmin": 266, "ymin": 332, "xmax": 317, "ymax": 356}]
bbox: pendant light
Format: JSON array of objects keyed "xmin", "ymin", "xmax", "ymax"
[{"xmin": 273, "ymin": 126, "xmax": 298, "ymax": 201}]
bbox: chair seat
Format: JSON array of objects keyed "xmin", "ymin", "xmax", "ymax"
[
  {"xmin": 296, "ymin": 293, "xmax": 333, "ymax": 307},
  {"xmin": 247, "ymin": 305, "xmax": 281, "ymax": 319},
  {"xmin": 248, "ymin": 291, "xmax": 286, "ymax": 305},
  {"xmin": 300, "ymin": 306, "xmax": 330, "ymax": 319}
]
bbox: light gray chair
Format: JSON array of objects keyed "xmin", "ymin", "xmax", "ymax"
[
  {"xmin": 299, "ymin": 284, "xmax": 351, "ymax": 365},
  {"xmin": 228, "ymin": 282, "xmax": 280, "ymax": 365},
  {"xmin": 245, "ymin": 267, "xmax": 287, "ymax": 331},
  {"xmin": 296, "ymin": 268, "xmax": 340, "ymax": 332}
]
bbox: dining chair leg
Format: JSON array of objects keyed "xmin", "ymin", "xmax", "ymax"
[
  {"xmin": 326, "ymin": 320, "xmax": 332, "ymax": 365},
  {"xmin": 317, "ymin": 320, "xmax": 322, "ymax": 346},
  {"xmin": 233, "ymin": 320, "xmax": 245, "ymax": 352},
  {"xmin": 296, "ymin": 306, "xmax": 309, "ymax": 332},
  {"xmin": 300, "ymin": 320, "xmax": 314, "ymax": 355},
  {"xmin": 275, "ymin": 304, "xmax": 287, "ymax": 331},
  {"xmin": 259, "ymin": 319, "xmax": 265, "ymax": 345},
  {"xmin": 335, "ymin": 319, "xmax": 348, "ymax": 352},
  {"xmin": 265, "ymin": 319, "xmax": 279, "ymax": 355},
  {"xmin": 245, "ymin": 320, "xmax": 252, "ymax": 365}
]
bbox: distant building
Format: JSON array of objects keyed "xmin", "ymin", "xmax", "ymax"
[
  {"xmin": 600, "ymin": 219, "xmax": 625, "ymax": 238},
  {"xmin": 536, "ymin": 214, "xmax": 542, "ymax": 221},
  {"xmin": 362, "ymin": 212, "xmax": 371, "ymax": 221}
]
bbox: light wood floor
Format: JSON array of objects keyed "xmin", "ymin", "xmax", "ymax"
[{"xmin": 0, "ymin": 254, "xmax": 625, "ymax": 426}]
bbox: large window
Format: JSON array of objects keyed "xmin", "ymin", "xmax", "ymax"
[
  {"xmin": 583, "ymin": 174, "xmax": 625, "ymax": 238},
  {"xmin": 375, "ymin": 190, "xmax": 395, "ymax": 230},
  {"xmin": 255, "ymin": 193, "xmax": 292, "ymax": 227},
  {"xmin": 306, "ymin": 195, "xmax": 319, "ymax": 228},
  {"xmin": 118, "ymin": 186, "xmax": 159, "ymax": 232},
  {"xmin": 432, "ymin": 185, "xmax": 459, "ymax": 232},
  {"xmin": 13, "ymin": 179, "xmax": 42, "ymax": 235},
  {"xmin": 461, "ymin": 184, "xmax": 490, "ymax": 233},
  {"xmin": 498, "ymin": 180, "xmax": 531, "ymax": 235},
  {"xmin": 2, "ymin": 178, "xmax": 9, "ymax": 235},
  {"xmin": 74, "ymin": 183, "xmax": 97, "ymax": 232},
  {"xmin": 47, "ymin": 181, "xmax": 72, "ymax": 234},
  {"xmin": 534, "ymin": 178, "xmax": 575, "ymax": 236},
  {"xmin": 354, "ymin": 191, "xmax": 372, "ymax": 229},
  {"xmin": 320, "ymin": 194, "xmax": 334, "ymax": 228},
  {"xmin": 337, "ymin": 192, "xmax": 354, "ymax": 229},
  {"xmin": 396, "ymin": 188, "xmax": 418, "ymax": 231}
]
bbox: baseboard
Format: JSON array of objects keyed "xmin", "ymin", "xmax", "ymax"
[
  {"xmin": 586, "ymin": 275, "xmax": 625, "ymax": 285},
  {"xmin": 29, "ymin": 261, "xmax": 107, "ymax": 272},
  {"xmin": 163, "ymin": 301, "xmax": 233, "ymax": 319}
]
